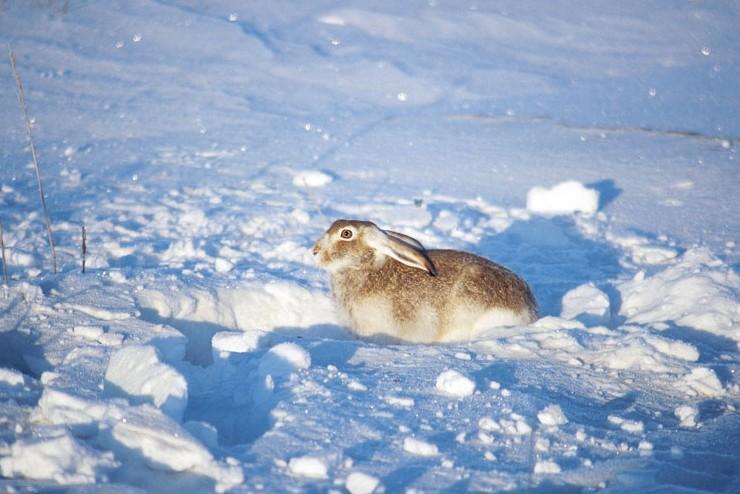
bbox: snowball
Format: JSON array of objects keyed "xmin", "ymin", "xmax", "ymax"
[
  {"xmin": 534, "ymin": 460, "xmax": 561, "ymax": 474},
  {"xmin": 258, "ymin": 342, "xmax": 311, "ymax": 377},
  {"xmin": 346, "ymin": 471, "xmax": 381, "ymax": 494},
  {"xmin": 537, "ymin": 405, "xmax": 568, "ymax": 426},
  {"xmin": 288, "ymin": 456, "xmax": 328, "ymax": 479},
  {"xmin": 674, "ymin": 405, "xmax": 699, "ymax": 428},
  {"xmin": 560, "ymin": 283, "xmax": 610, "ymax": 326},
  {"xmin": 526, "ymin": 180, "xmax": 599, "ymax": 216},
  {"xmin": 435, "ymin": 369, "xmax": 476, "ymax": 398},
  {"xmin": 292, "ymin": 170, "xmax": 333, "ymax": 188},
  {"xmin": 403, "ymin": 437, "xmax": 439, "ymax": 456},
  {"xmin": 104, "ymin": 345, "xmax": 188, "ymax": 420},
  {"xmin": 0, "ymin": 430, "xmax": 118, "ymax": 484}
]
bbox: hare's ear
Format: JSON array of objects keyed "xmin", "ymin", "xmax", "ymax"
[
  {"xmin": 367, "ymin": 229, "xmax": 437, "ymax": 276},
  {"xmin": 384, "ymin": 230, "xmax": 426, "ymax": 251}
]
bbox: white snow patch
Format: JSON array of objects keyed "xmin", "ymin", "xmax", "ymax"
[
  {"xmin": 403, "ymin": 437, "xmax": 439, "ymax": 456},
  {"xmin": 435, "ymin": 369, "xmax": 476, "ymax": 398},
  {"xmin": 534, "ymin": 460, "xmax": 561, "ymax": 474},
  {"xmin": 258, "ymin": 342, "xmax": 311, "ymax": 377},
  {"xmin": 0, "ymin": 368, "xmax": 26, "ymax": 387},
  {"xmin": 560, "ymin": 283, "xmax": 610, "ymax": 326},
  {"xmin": 618, "ymin": 248, "xmax": 740, "ymax": 342},
  {"xmin": 346, "ymin": 471, "xmax": 381, "ymax": 494},
  {"xmin": 0, "ymin": 430, "xmax": 118, "ymax": 484},
  {"xmin": 104, "ymin": 345, "xmax": 188, "ymax": 420},
  {"xmin": 537, "ymin": 405, "xmax": 568, "ymax": 426},
  {"xmin": 526, "ymin": 180, "xmax": 599, "ymax": 216},
  {"xmin": 608, "ymin": 415, "xmax": 644, "ymax": 434},
  {"xmin": 674, "ymin": 405, "xmax": 699, "ymax": 428},
  {"xmin": 288, "ymin": 456, "xmax": 328, "ymax": 479},
  {"xmin": 292, "ymin": 170, "xmax": 333, "ymax": 188},
  {"xmin": 678, "ymin": 367, "xmax": 724, "ymax": 397}
]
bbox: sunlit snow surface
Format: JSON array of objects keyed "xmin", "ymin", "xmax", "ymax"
[{"xmin": 1, "ymin": 1, "xmax": 739, "ymax": 492}]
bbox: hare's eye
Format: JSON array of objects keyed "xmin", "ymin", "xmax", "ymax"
[{"xmin": 340, "ymin": 229, "xmax": 353, "ymax": 240}]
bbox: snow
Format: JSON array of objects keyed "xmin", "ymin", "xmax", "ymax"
[
  {"xmin": 402, "ymin": 437, "xmax": 439, "ymax": 457},
  {"xmin": 526, "ymin": 180, "xmax": 599, "ymax": 216},
  {"xmin": 288, "ymin": 456, "xmax": 328, "ymax": 479},
  {"xmin": 104, "ymin": 345, "xmax": 188, "ymax": 421},
  {"xmin": 537, "ymin": 405, "xmax": 568, "ymax": 426},
  {"xmin": 0, "ymin": 430, "xmax": 118, "ymax": 484},
  {"xmin": 435, "ymin": 369, "xmax": 476, "ymax": 398},
  {"xmin": 1, "ymin": 1, "xmax": 739, "ymax": 492},
  {"xmin": 346, "ymin": 471, "xmax": 381, "ymax": 494}
]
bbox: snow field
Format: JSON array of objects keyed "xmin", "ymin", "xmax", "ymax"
[{"xmin": 0, "ymin": 0, "xmax": 738, "ymax": 492}]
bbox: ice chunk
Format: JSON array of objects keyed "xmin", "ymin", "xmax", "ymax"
[
  {"xmin": 104, "ymin": 345, "xmax": 188, "ymax": 420},
  {"xmin": 435, "ymin": 369, "xmax": 476, "ymax": 398},
  {"xmin": 526, "ymin": 180, "xmax": 599, "ymax": 216}
]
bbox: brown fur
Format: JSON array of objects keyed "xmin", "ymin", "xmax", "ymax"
[{"xmin": 314, "ymin": 219, "xmax": 538, "ymax": 342}]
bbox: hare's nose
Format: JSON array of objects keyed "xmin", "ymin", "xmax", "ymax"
[{"xmin": 312, "ymin": 244, "xmax": 320, "ymax": 255}]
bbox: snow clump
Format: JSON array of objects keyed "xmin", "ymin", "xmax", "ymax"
[
  {"xmin": 288, "ymin": 456, "xmax": 328, "ymax": 479},
  {"xmin": 403, "ymin": 437, "xmax": 439, "ymax": 456},
  {"xmin": 435, "ymin": 369, "xmax": 476, "ymax": 397},
  {"xmin": 346, "ymin": 471, "xmax": 381, "ymax": 494},
  {"xmin": 537, "ymin": 404, "xmax": 569, "ymax": 426},
  {"xmin": 526, "ymin": 180, "xmax": 599, "ymax": 215}
]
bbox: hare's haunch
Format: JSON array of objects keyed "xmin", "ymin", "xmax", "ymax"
[{"xmin": 313, "ymin": 219, "xmax": 537, "ymax": 343}]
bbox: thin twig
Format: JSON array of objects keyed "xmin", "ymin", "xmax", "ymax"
[
  {"xmin": 82, "ymin": 225, "xmax": 87, "ymax": 273},
  {"xmin": 9, "ymin": 45, "xmax": 57, "ymax": 274},
  {"xmin": 0, "ymin": 222, "xmax": 9, "ymax": 287}
]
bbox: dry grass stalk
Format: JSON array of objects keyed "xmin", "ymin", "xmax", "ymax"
[
  {"xmin": 82, "ymin": 225, "xmax": 87, "ymax": 273},
  {"xmin": 0, "ymin": 222, "xmax": 8, "ymax": 287},
  {"xmin": 8, "ymin": 44, "xmax": 58, "ymax": 274}
]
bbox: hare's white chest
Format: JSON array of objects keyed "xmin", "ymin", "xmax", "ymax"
[{"xmin": 338, "ymin": 293, "xmax": 439, "ymax": 343}]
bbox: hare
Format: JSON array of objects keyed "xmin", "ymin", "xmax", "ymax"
[{"xmin": 313, "ymin": 219, "xmax": 537, "ymax": 343}]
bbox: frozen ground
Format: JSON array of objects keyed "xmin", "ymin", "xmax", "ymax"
[{"xmin": 1, "ymin": 1, "xmax": 739, "ymax": 492}]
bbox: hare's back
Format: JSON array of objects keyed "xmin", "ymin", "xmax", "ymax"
[{"xmin": 428, "ymin": 250, "xmax": 536, "ymax": 316}]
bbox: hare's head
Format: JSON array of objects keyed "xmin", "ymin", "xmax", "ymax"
[{"xmin": 312, "ymin": 219, "xmax": 436, "ymax": 276}]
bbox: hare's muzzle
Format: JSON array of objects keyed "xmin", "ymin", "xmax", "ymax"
[{"xmin": 312, "ymin": 243, "xmax": 320, "ymax": 255}]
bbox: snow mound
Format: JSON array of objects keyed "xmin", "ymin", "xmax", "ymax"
[
  {"xmin": 0, "ymin": 430, "xmax": 118, "ymax": 484},
  {"xmin": 258, "ymin": 342, "xmax": 311, "ymax": 377},
  {"xmin": 619, "ymin": 248, "xmax": 740, "ymax": 342},
  {"xmin": 435, "ymin": 369, "xmax": 476, "ymax": 398},
  {"xmin": 526, "ymin": 180, "xmax": 599, "ymax": 216},
  {"xmin": 104, "ymin": 345, "xmax": 188, "ymax": 420},
  {"xmin": 288, "ymin": 456, "xmax": 328, "ymax": 479}
]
